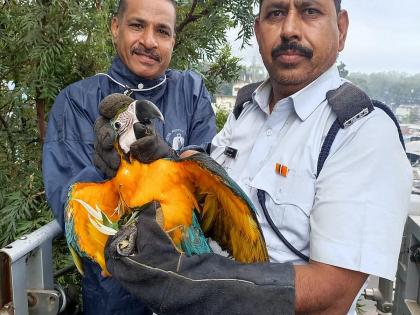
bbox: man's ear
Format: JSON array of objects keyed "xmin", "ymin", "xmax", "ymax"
[
  {"xmin": 337, "ymin": 10, "xmax": 349, "ymax": 52},
  {"xmin": 254, "ymin": 17, "xmax": 261, "ymax": 50},
  {"xmin": 111, "ymin": 16, "xmax": 119, "ymax": 43},
  {"xmin": 171, "ymin": 33, "xmax": 176, "ymax": 50}
]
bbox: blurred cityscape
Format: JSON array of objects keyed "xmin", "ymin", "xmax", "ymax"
[{"xmin": 213, "ymin": 57, "xmax": 268, "ymax": 112}]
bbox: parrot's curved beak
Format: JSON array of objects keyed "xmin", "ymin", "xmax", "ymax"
[
  {"xmin": 133, "ymin": 100, "xmax": 164, "ymax": 140},
  {"xmin": 114, "ymin": 98, "xmax": 165, "ymax": 155},
  {"xmin": 135, "ymin": 100, "xmax": 164, "ymax": 123}
]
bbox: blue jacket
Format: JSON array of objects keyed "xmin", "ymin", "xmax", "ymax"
[{"xmin": 42, "ymin": 57, "xmax": 216, "ymax": 314}]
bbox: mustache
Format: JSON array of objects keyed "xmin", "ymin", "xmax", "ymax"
[
  {"xmin": 130, "ymin": 46, "xmax": 161, "ymax": 62},
  {"xmin": 272, "ymin": 41, "xmax": 313, "ymax": 59}
]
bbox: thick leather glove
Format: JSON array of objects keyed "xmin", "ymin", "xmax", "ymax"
[
  {"xmin": 93, "ymin": 116, "xmax": 121, "ymax": 178},
  {"xmin": 130, "ymin": 131, "xmax": 178, "ymax": 164},
  {"xmin": 93, "ymin": 94, "xmax": 137, "ymax": 178},
  {"xmin": 105, "ymin": 202, "xmax": 295, "ymax": 315}
]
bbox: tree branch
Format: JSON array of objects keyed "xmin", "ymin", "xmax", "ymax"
[
  {"xmin": 0, "ymin": 0, "xmax": 11, "ymax": 11},
  {"xmin": 35, "ymin": 89, "xmax": 46, "ymax": 144},
  {"xmin": 175, "ymin": 0, "xmax": 216, "ymax": 48},
  {"xmin": 176, "ymin": 0, "xmax": 198, "ymax": 35},
  {"xmin": 0, "ymin": 113, "xmax": 16, "ymax": 160},
  {"xmin": 95, "ymin": 0, "xmax": 102, "ymax": 11}
]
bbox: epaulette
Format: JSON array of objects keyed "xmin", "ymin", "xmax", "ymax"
[
  {"xmin": 326, "ymin": 82, "xmax": 374, "ymax": 128},
  {"xmin": 318, "ymin": 82, "xmax": 405, "ymax": 176}
]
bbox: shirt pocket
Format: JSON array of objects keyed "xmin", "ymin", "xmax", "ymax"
[{"xmin": 251, "ymin": 167, "xmax": 315, "ymax": 253}]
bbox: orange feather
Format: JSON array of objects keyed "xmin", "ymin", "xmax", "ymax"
[{"xmin": 67, "ymin": 155, "xmax": 268, "ymax": 274}]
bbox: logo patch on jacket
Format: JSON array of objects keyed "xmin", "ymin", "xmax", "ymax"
[{"xmin": 166, "ymin": 129, "xmax": 186, "ymax": 150}]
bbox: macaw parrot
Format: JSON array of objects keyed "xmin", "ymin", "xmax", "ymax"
[{"xmin": 65, "ymin": 94, "xmax": 269, "ymax": 276}]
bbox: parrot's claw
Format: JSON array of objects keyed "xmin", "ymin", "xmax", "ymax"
[{"xmin": 115, "ymin": 223, "xmax": 138, "ymax": 257}]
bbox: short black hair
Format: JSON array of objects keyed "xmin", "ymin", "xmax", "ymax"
[
  {"xmin": 258, "ymin": 0, "xmax": 342, "ymax": 14},
  {"xmin": 115, "ymin": 0, "xmax": 177, "ymax": 18},
  {"xmin": 115, "ymin": 0, "xmax": 127, "ymax": 17},
  {"xmin": 333, "ymin": 0, "xmax": 342, "ymax": 12}
]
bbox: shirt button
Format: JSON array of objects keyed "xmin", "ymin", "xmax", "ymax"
[{"xmin": 266, "ymin": 128, "xmax": 272, "ymax": 136}]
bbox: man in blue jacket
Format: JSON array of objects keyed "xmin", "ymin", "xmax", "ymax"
[{"xmin": 42, "ymin": 0, "xmax": 216, "ymax": 314}]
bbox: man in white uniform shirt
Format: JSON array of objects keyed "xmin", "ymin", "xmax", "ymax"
[
  {"xmin": 211, "ymin": 65, "xmax": 410, "ymax": 314},
  {"xmin": 105, "ymin": 0, "xmax": 412, "ymax": 313}
]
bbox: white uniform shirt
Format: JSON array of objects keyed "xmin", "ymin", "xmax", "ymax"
[{"xmin": 210, "ymin": 66, "xmax": 412, "ymax": 313}]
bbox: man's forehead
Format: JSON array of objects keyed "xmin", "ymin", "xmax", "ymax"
[
  {"xmin": 261, "ymin": 0, "xmax": 330, "ymax": 9},
  {"xmin": 123, "ymin": 0, "xmax": 176, "ymax": 29}
]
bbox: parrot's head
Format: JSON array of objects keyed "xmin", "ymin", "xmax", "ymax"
[{"xmin": 99, "ymin": 93, "xmax": 164, "ymax": 155}]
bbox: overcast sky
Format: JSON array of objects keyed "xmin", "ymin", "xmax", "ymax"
[{"xmin": 229, "ymin": 0, "xmax": 420, "ymax": 74}]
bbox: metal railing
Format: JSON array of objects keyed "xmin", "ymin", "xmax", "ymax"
[
  {"xmin": 0, "ymin": 221, "xmax": 62, "ymax": 315},
  {"xmin": 2, "ymin": 216, "xmax": 420, "ymax": 314}
]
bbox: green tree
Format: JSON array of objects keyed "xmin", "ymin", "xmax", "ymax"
[
  {"xmin": 337, "ymin": 61, "xmax": 349, "ymax": 78},
  {"xmin": 173, "ymin": 0, "xmax": 255, "ymax": 92},
  {"xmin": 348, "ymin": 72, "xmax": 420, "ymax": 106},
  {"xmin": 0, "ymin": 0, "xmax": 256, "ymax": 304},
  {"xmin": 215, "ymin": 106, "xmax": 230, "ymax": 131},
  {"xmin": 0, "ymin": 0, "xmax": 257, "ymax": 245},
  {"xmin": 0, "ymin": 0, "xmax": 115, "ymax": 246}
]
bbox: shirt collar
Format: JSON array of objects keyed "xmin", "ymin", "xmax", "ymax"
[
  {"xmin": 108, "ymin": 56, "xmax": 168, "ymax": 91},
  {"xmin": 253, "ymin": 80, "xmax": 273, "ymax": 115},
  {"xmin": 253, "ymin": 65, "xmax": 343, "ymax": 120}
]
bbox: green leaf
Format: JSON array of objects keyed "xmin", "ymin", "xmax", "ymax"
[{"xmin": 100, "ymin": 210, "xmax": 119, "ymax": 231}]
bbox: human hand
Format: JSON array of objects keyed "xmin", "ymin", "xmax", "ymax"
[{"xmin": 179, "ymin": 150, "xmax": 200, "ymax": 159}]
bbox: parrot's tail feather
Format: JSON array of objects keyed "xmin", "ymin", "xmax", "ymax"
[{"xmin": 69, "ymin": 246, "xmax": 84, "ymax": 276}]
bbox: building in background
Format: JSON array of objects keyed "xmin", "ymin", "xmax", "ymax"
[
  {"xmin": 396, "ymin": 105, "xmax": 420, "ymax": 124},
  {"xmin": 213, "ymin": 59, "xmax": 267, "ymax": 113}
]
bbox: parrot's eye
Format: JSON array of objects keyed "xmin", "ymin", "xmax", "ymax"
[{"xmin": 114, "ymin": 122, "xmax": 121, "ymax": 130}]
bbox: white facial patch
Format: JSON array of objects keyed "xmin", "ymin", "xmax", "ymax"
[{"xmin": 112, "ymin": 101, "xmax": 139, "ymax": 154}]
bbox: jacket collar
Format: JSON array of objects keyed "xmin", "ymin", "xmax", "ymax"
[{"xmin": 107, "ymin": 56, "xmax": 167, "ymax": 91}]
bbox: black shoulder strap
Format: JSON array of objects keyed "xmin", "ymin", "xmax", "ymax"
[
  {"xmin": 326, "ymin": 82, "xmax": 375, "ymax": 128},
  {"xmin": 232, "ymin": 81, "xmax": 404, "ymax": 178},
  {"xmin": 317, "ymin": 83, "xmax": 405, "ymax": 177},
  {"xmin": 233, "ymin": 81, "xmax": 263, "ymax": 119},
  {"xmin": 371, "ymin": 99, "xmax": 405, "ymax": 151}
]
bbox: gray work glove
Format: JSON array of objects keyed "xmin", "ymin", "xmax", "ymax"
[{"xmin": 105, "ymin": 201, "xmax": 295, "ymax": 315}]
